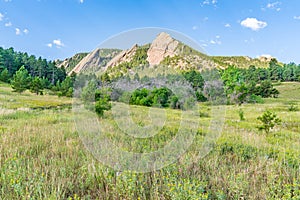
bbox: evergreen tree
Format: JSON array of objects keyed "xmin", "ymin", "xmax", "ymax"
[
  {"xmin": 81, "ymin": 80, "xmax": 98, "ymax": 102},
  {"xmin": 11, "ymin": 66, "xmax": 31, "ymax": 93},
  {"xmin": 30, "ymin": 77, "xmax": 44, "ymax": 95},
  {"xmin": 0, "ymin": 68, "xmax": 10, "ymax": 82}
]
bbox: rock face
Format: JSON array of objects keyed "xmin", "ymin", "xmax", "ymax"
[
  {"xmin": 69, "ymin": 48, "xmax": 120, "ymax": 75},
  {"xmin": 258, "ymin": 55, "xmax": 274, "ymax": 62},
  {"xmin": 105, "ymin": 44, "xmax": 138, "ymax": 69},
  {"xmin": 70, "ymin": 48, "xmax": 103, "ymax": 74},
  {"xmin": 56, "ymin": 53, "xmax": 88, "ymax": 73},
  {"xmin": 146, "ymin": 32, "xmax": 179, "ymax": 66}
]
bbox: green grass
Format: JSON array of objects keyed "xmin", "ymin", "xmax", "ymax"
[
  {"xmin": 0, "ymin": 82, "xmax": 299, "ymax": 199},
  {"xmin": 0, "ymin": 82, "xmax": 72, "ymax": 109}
]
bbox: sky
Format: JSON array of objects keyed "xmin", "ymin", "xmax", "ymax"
[{"xmin": 0, "ymin": 0, "xmax": 300, "ymax": 63}]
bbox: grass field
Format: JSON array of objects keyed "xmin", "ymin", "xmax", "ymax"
[{"xmin": 0, "ymin": 82, "xmax": 299, "ymax": 199}]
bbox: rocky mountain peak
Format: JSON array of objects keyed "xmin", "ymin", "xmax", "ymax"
[
  {"xmin": 105, "ymin": 44, "xmax": 138, "ymax": 69},
  {"xmin": 68, "ymin": 48, "xmax": 121, "ymax": 75},
  {"xmin": 70, "ymin": 48, "xmax": 102, "ymax": 74},
  {"xmin": 146, "ymin": 32, "xmax": 179, "ymax": 66}
]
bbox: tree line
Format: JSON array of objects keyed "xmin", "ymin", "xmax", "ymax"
[
  {"xmin": 1, "ymin": 47, "xmax": 300, "ymax": 110},
  {"xmin": 0, "ymin": 47, "xmax": 74, "ymax": 96}
]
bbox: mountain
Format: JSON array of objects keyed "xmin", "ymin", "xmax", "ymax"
[
  {"xmin": 212, "ymin": 56, "xmax": 272, "ymax": 69},
  {"xmin": 60, "ymin": 32, "xmax": 276, "ymax": 76},
  {"xmin": 57, "ymin": 49, "xmax": 121, "ymax": 75},
  {"xmin": 146, "ymin": 32, "xmax": 179, "ymax": 65},
  {"xmin": 105, "ymin": 44, "xmax": 138, "ymax": 70},
  {"xmin": 56, "ymin": 53, "xmax": 88, "ymax": 73}
]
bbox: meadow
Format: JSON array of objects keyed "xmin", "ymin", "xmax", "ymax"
[{"xmin": 0, "ymin": 81, "xmax": 299, "ymax": 199}]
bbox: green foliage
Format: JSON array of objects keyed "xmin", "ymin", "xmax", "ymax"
[
  {"xmin": 30, "ymin": 77, "xmax": 44, "ymax": 95},
  {"xmin": 257, "ymin": 110, "xmax": 281, "ymax": 134},
  {"xmin": 160, "ymin": 55, "xmax": 182, "ymax": 66},
  {"xmin": 128, "ymin": 87, "xmax": 174, "ymax": 108},
  {"xmin": 11, "ymin": 66, "xmax": 31, "ymax": 93},
  {"xmin": 248, "ymin": 94, "xmax": 264, "ymax": 104},
  {"xmin": 57, "ymin": 77, "xmax": 74, "ymax": 97},
  {"xmin": 255, "ymin": 80, "xmax": 279, "ymax": 98},
  {"xmin": 182, "ymin": 70, "xmax": 204, "ymax": 90},
  {"xmin": 217, "ymin": 141, "xmax": 258, "ymax": 161},
  {"xmin": 131, "ymin": 45, "xmax": 149, "ymax": 67},
  {"xmin": 195, "ymin": 90, "xmax": 207, "ymax": 102},
  {"xmin": 0, "ymin": 47, "xmax": 66, "ymax": 86},
  {"xmin": 104, "ymin": 46, "xmax": 149, "ymax": 80},
  {"xmin": 80, "ymin": 80, "xmax": 97, "ymax": 103},
  {"xmin": 0, "ymin": 68, "xmax": 10, "ymax": 82},
  {"xmin": 57, "ymin": 53, "xmax": 88, "ymax": 73},
  {"xmin": 220, "ymin": 66, "xmax": 281, "ymax": 104},
  {"xmin": 213, "ymin": 56, "xmax": 270, "ymax": 69},
  {"xmin": 288, "ymin": 104, "xmax": 298, "ymax": 112},
  {"xmin": 238, "ymin": 109, "xmax": 245, "ymax": 121},
  {"xmin": 119, "ymin": 91, "xmax": 132, "ymax": 103},
  {"xmin": 95, "ymin": 92, "xmax": 112, "ymax": 117}
]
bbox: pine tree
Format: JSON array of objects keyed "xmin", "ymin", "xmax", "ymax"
[
  {"xmin": 11, "ymin": 66, "xmax": 31, "ymax": 93},
  {"xmin": 0, "ymin": 68, "xmax": 10, "ymax": 82},
  {"xmin": 30, "ymin": 77, "xmax": 44, "ymax": 95}
]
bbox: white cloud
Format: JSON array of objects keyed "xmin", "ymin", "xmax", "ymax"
[
  {"xmin": 201, "ymin": 0, "xmax": 217, "ymax": 6},
  {"xmin": 294, "ymin": 16, "xmax": 300, "ymax": 20},
  {"xmin": 52, "ymin": 39, "xmax": 65, "ymax": 48},
  {"xmin": 192, "ymin": 26, "xmax": 198, "ymax": 30},
  {"xmin": 266, "ymin": 1, "xmax": 281, "ymax": 11},
  {"xmin": 15, "ymin": 28, "xmax": 21, "ymax": 35},
  {"xmin": 0, "ymin": 13, "xmax": 4, "ymax": 21},
  {"xmin": 47, "ymin": 39, "xmax": 65, "ymax": 48},
  {"xmin": 210, "ymin": 36, "xmax": 221, "ymax": 45},
  {"xmin": 79, "ymin": 0, "xmax": 84, "ymax": 3},
  {"xmin": 241, "ymin": 18, "xmax": 267, "ymax": 31},
  {"xmin": 53, "ymin": 39, "xmax": 64, "ymax": 47},
  {"xmin": 23, "ymin": 29, "xmax": 29, "ymax": 34},
  {"xmin": 3, "ymin": 0, "xmax": 12, "ymax": 2},
  {"xmin": 5, "ymin": 22, "xmax": 12, "ymax": 27},
  {"xmin": 225, "ymin": 23, "xmax": 231, "ymax": 28},
  {"xmin": 202, "ymin": 0, "xmax": 209, "ymax": 5}
]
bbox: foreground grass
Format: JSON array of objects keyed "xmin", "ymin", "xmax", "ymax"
[{"xmin": 0, "ymin": 82, "xmax": 299, "ymax": 199}]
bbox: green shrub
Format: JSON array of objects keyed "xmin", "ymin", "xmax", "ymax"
[
  {"xmin": 257, "ymin": 110, "xmax": 281, "ymax": 134},
  {"xmin": 288, "ymin": 104, "xmax": 298, "ymax": 112},
  {"xmin": 238, "ymin": 109, "xmax": 245, "ymax": 121}
]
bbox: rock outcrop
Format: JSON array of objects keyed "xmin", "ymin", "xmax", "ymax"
[
  {"xmin": 69, "ymin": 48, "xmax": 120, "ymax": 75},
  {"xmin": 56, "ymin": 53, "xmax": 88, "ymax": 73},
  {"xmin": 258, "ymin": 55, "xmax": 275, "ymax": 62},
  {"xmin": 70, "ymin": 48, "xmax": 103, "ymax": 74},
  {"xmin": 146, "ymin": 32, "xmax": 179, "ymax": 66},
  {"xmin": 105, "ymin": 44, "xmax": 138, "ymax": 69}
]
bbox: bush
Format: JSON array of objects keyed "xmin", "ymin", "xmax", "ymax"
[
  {"xmin": 95, "ymin": 97, "xmax": 112, "ymax": 117},
  {"xmin": 288, "ymin": 104, "xmax": 299, "ymax": 112},
  {"xmin": 81, "ymin": 80, "xmax": 97, "ymax": 103},
  {"xmin": 257, "ymin": 110, "xmax": 281, "ymax": 134},
  {"xmin": 238, "ymin": 109, "xmax": 245, "ymax": 121},
  {"xmin": 248, "ymin": 94, "xmax": 264, "ymax": 104}
]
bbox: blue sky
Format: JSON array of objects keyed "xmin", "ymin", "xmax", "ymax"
[{"xmin": 0, "ymin": 0, "xmax": 300, "ymax": 63}]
